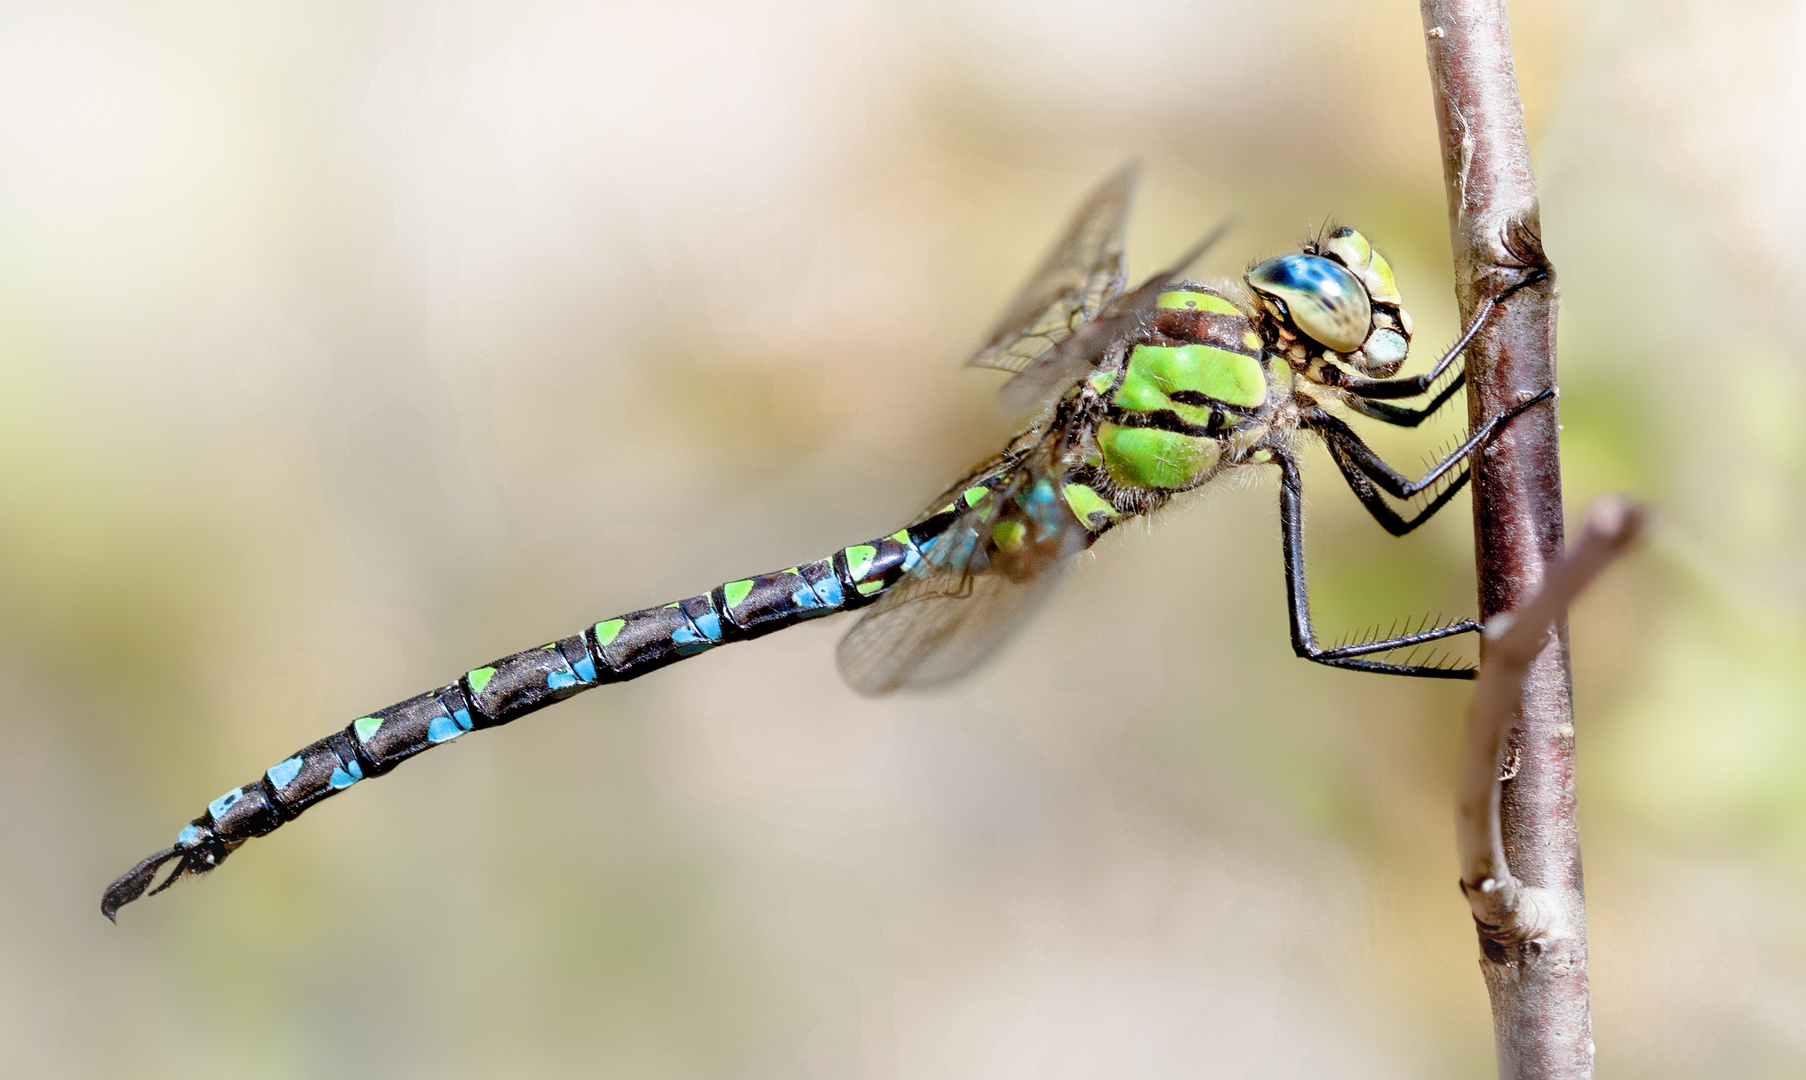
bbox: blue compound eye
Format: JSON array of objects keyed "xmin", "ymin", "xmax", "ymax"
[{"xmin": 1245, "ymin": 253, "xmax": 1372, "ymax": 354}]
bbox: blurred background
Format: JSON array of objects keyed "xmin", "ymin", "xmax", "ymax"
[{"xmin": 1, "ymin": 0, "xmax": 1801, "ymax": 1076}]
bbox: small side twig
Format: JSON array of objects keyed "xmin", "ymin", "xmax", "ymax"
[{"xmin": 1457, "ymin": 496, "xmax": 1644, "ymax": 932}]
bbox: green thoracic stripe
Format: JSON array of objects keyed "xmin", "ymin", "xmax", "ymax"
[
  {"xmin": 1097, "ymin": 422, "xmax": 1223, "ymax": 491},
  {"xmin": 1158, "ymin": 289, "xmax": 1240, "ymax": 315},
  {"xmin": 1115, "ymin": 347, "xmax": 1212, "ymax": 428},
  {"xmin": 1191, "ymin": 345, "xmax": 1266, "ymax": 408},
  {"xmin": 1120, "ymin": 343, "xmax": 1266, "ymax": 412}
]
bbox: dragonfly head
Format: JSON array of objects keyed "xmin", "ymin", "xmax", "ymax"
[{"xmin": 1245, "ymin": 226, "xmax": 1414, "ymax": 377}]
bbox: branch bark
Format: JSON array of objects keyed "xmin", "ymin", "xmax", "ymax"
[{"xmin": 1419, "ymin": 2, "xmax": 1591, "ymax": 1076}]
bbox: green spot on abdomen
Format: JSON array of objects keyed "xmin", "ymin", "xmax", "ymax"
[
  {"xmin": 962, "ymin": 486, "xmax": 988, "ymax": 507},
  {"xmin": 1061, "ymin": 483, "xmax": 1119, "ymax": 530},
  {"xmin": 352, "ymin": 716, "xmax": 383, "ymax": 744},
  {"xmin": 723, "ymin": 579, "xmax": 755, "ymax": 609},
  {"xmin": 467, "ymin": 667, "xmax": 496, "ymax": 694},
  {"xmin": 1098, "ymin": 423, "xmax": 1223, "ymax": 491},
  {"xmin": 594, "ymin": 619, "xmax": 625, "ymax": 646},
  {"xmin": 844, "ymin": 544, "xmax": 877, "ymax": 580},
  {"xmin": 991, "ymin": 519, "xmax": 1027, "ymax": 553}
]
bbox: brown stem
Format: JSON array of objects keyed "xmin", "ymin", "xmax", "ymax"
[{"xmin": 1420, "ymin": 2, "xmax": 1591, "ymax": 1076}]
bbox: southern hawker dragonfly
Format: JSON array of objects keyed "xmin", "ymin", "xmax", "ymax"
[{"xmin": 103, "ymin": 163, "xmax": 1550, "ymax": 918}]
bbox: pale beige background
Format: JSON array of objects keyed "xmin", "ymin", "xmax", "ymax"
[{"xmin": 1, "ymin": 1, "xmax": 1801, "ymax": 1077}]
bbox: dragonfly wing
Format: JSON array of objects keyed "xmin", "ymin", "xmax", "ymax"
[
  {"xmin": 999, "ymin": 218, "xmax": 1236, "ymax": 416},
  {"xmin": 837, "ymin": 450, "xmax": 1092, "ymax": 696},
  {"xmin": 902, "ymin": 423, "xmax": 1051, "ymax": 527},
  {"xmin": 967, "ymin": 163, "xmax": 1138, "ymax": 374},
  {"xmin": 837, "ymin": 563, "xmax": 1065, "ymax": 696}
]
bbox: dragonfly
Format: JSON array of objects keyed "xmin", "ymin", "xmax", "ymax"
[{"xmin": 102, "ymin": 163, "xmax": 1551, "ymax": 919}]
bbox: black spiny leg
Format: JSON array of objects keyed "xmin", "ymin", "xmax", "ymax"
[
  {"xmin": 1273, "ymin": 451, "xmax": 1479, "ymax": 679},
  {"xmin": 1304, "ymin": 388, "xmax": 1555, "ymax": 536},
  {"xmin": 1335, "ymin": 270, "xmax": 1547, "ymax": 405},
  {"xmin": 1323, "ymin": 438, "xmax": 1472, "ymax": 537},
  {"xmin": 1343, "ymin": 372, "xmax": 1464, "ymax": 427}
]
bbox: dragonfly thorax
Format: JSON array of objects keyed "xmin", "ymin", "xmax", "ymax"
[{"xmin": 1083, "ymin": 285, "xmax": 1269, "ymax": 495}]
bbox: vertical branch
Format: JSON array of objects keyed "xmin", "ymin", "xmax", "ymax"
[{"xmin": 1419, "ymin": 2, "xmax": 1592, "ymax": 1078}]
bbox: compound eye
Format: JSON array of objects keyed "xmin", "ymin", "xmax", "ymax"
[{"xmin": 1245, "ymin": 254, "xmax": 1371, "ymax": 353}]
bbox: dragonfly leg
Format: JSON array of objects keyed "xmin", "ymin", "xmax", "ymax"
[
  {"xmin": 1321, "ymin": 438, "xmax": 1472, "ymax": 537},
  {"xmin": 1335, "ymin": 270, "xmax": 1547, "ymax": 402},
  {"xmin": 1342, "ymin": 371, "xmax": 1465, "ymax": 427},
  {"xmin": 1305, "ymin": 388, "xmax": 1555, "ymax": 535},
  {"xmin": 1274, "ymin": 450, "xmax": 1479, "ymax": 679}
]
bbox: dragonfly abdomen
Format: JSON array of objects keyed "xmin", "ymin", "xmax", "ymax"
[{"xmin": 101, "ymin": 515, "xmax": 957, "ymax": 918}]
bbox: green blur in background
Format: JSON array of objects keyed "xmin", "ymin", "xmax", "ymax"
[{"xmin": 1, "ymin": 1, "xmax": 1801, "ymax": 1076}]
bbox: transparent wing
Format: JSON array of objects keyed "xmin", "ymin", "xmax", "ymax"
[
  {"xmin": 999, "ymin": 219, "xmax": 1235, "ymax": 416},
  {"xmin": 837, "ymin": 443, "xmax": 1091, "ymax": 696},
  {"xmin": 902, "ymin": 426, "xmax": 1048, "ymax": 528},
  {"xmin": 837, "ymin": 564, "xmax": 1063, "ymax": 696},
  {"xmin": 967, "ymin": 162, "xmax": 1139, "ymax": 374}
]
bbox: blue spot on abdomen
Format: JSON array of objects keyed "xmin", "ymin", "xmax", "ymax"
[
  {"xmin": 207, "ymin": 788, "xmax": 244, "ymax": 821},
  {"xmin": 266, "ymin": 756, "xmax": 303, "ymax": 790},
  {"xmin": 328, "ymin": 759, "xmax": 363, "ymax": 790},
  {"xmin": 671, "ymin": 607, "xmax": 722, "ymax": 655},
  {"xmin": 427, "ymin": 715, "xmax": 466, "ymax": 743}
]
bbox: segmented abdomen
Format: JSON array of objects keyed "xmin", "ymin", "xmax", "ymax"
[{"xmin": 105, "ymin": 499, "xmax": 974, "ymax": 916}]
